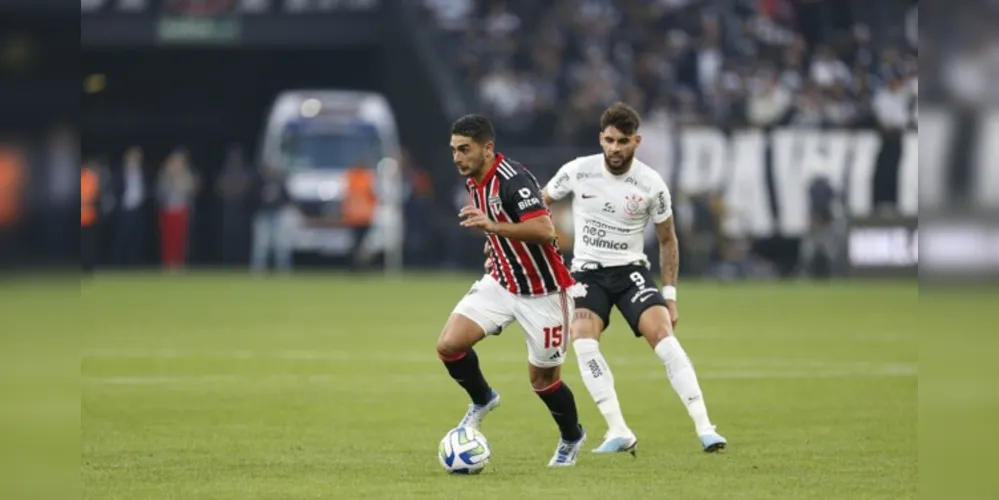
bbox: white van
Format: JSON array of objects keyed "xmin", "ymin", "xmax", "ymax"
[{"xmin": 259, "ymin": 90, "xmax": 403, "ymax": 271}]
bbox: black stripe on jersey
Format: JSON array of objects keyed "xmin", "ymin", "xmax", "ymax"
[
  {"xmin": 471, "ymin": 183, "xmax": 509, "ymax": 290},
  {"xmin": 496, "ymin": 235, "xmax": 530, "ymax": 294},
  {"xmin": 487, "ymin": 177, "xmax": 531, "ymax": 294},
  {"xmin": 519, "ymin": 165, "xmax": 543, "ymax": 189},
  {"xmin": 526, "ymin": 244, "xmax": 558, "ymax": 293}
]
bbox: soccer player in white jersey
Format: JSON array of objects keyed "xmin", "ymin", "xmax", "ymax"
[{"xmin": 541, "ymin": 102, "xmax": 727, "ymax": 454}]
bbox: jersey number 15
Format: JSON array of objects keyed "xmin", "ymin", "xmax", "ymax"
[{"xmin": 543, "ymin": 325, "xmax": 564, "ymax": 349}]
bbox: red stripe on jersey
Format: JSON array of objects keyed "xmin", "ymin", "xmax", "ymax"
[
  {"xmin": 541, "ymin": 243, "xmax": 574, "ymax": 289},
  {"xmin": 489, "ymin": 177, "xmax": 545, "ymax": 296},
  {"xmin": 519, "ymin": 208, "xmax": 548, "ymax": 221},
  {"xmin": 476, "ymin": 183, "xmax": 516, "ymax": 290},
  {"xmin": 559, "ymin": 290, "xmax": 570, "ymax": 355}
]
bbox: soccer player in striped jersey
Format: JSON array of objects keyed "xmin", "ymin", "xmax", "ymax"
[{"xmin": 437, "ymin": 114, "xmax": 587, "ymax": 467}]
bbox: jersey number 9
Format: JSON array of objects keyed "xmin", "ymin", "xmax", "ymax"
[{"xmin": 629, "ymin": 271, "xmax": 646, "ymax": 288}]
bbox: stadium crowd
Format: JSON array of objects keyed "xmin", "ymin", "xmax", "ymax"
[{"xmin": 423, "ymin": 0, "xmax": 918, "ymax": 146}]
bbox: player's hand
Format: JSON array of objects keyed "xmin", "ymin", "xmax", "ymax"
[
  {"xmin": 665, "ymin": 300, "xmax": 679, "ymax": 329},
  {"xmin": 459, "ymin": 205, "xmax": 496, "ymax": 233},
  {"xmin": 483, "ymin": 242, "xmax": 494, "ymax": 273}
]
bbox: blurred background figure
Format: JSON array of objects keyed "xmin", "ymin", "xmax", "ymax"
[
  {"xmin": 250, "ymin": 164, "xmax": 293, "ymax": 273},
  {"xmin": 799, "ymin": 176, "xmax": 845, "ymax": 279},
  {"xmin": 81, "ymin": 158, "xmax": 100, "ymax": 274},
  {"xmin": 111, "ymin": 146, "xmax": 148, "ymax": 267},
  {"xmin": 42, "ymin": 126, "xmax": 78, "ymax": 267},
  {"xmin": 0, "ymin": 141, "xmax": 25, "ymax": 271},
  {"xmin": 157, "ymin": 148, "xmax": 196, "ymax": 271},
  {"xmin": 66, "ymin": 0, "xmax": 925, "ymax": 279},
  {"xmin": 216, "ymin": 146, "xmax": 253, "ymax": 267}
]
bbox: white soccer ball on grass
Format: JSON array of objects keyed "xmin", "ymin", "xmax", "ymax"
[{"xmin": 438, "ymin": 426, "xmax": 491, "ymax": 475}]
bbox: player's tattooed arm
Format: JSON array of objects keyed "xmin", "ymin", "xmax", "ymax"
[
  {"xmin": 655, "ymin": 216, "xmax": 680, "ymax": 327},
  {"xmin": 654, "ymin": 217, "xmax": 679, "ymax": 288}
]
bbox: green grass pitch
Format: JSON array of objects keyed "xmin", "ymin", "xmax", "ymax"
[{"xmin": 81, "ymin": 274, "xmax": 917, "ymax": 500}]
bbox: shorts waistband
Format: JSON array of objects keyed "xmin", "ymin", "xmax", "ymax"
[{"xmin": 575, "ymin": 260, "xmax": 647, "ymax": 271}]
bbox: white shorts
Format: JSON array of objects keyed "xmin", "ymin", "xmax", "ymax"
[{"xmin": 452, "ymin": 275, "xmax": 573, "ymax": 368}]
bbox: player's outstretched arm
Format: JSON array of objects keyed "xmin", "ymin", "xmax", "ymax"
[
  {"xmin": 490, "ymin": 213, "xmax": 557, "ymax": 244},
  {"xmin": 459, "ymin": 206, "xmax": 557, "ymax": 244}
]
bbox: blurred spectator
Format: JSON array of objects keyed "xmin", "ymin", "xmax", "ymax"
[
  {"xmin": 676, "ymin": 190, "xmax": 723, "ymax": 276},
  {"xmin": 343, "ymin": 165, "xmax": 379, "ymax": 269},
  {"xmin": 157, "ymin": 149, "xmax": 196, "ymax": 271},
  {"xmin": 809, "ymin": 45, "xmax": 851, "ymax": 89},
  {"xmin": 823, "ymin": 82, "xmax": 860, "ymax": 127},
  {"xmin": 216, "ymin": 146, "xmax": 253, "ymax": 266},
  {"xmin": 423, "ymin": 0, "xmax": 474, "ymax": 32},
  {"xmin": 81, "ymin": 160, "xmax": 100, "ymax": 274},
  {"xmin": 871, "ymin": 73, "xmax": 910, "ymax": 209},
  {"xmin": 747, "ymin": 66, "xmax": 792, "ymax": 127},
  {"xmin": 789, "ymin": 82, "xmax": 825, "ymax": 126},
  {"xmin": 0, "ymin": 142, "xmax": 25, "ymax": 269},
  {"xmin": 426, "ymin": 0, "xmax": 916, "ymax": 144},
  {"xmin": 250, "ymin": 164, "xmax": 293, "ymax": 273},
  {"xmin": 112, "ymin": 146, "xmax": 148, "ymax": 267},
  {"xmin": 43, "ymin": 126, "xmax": 78, "ymax": 265},
  {"xmin": 799, "ymin": 176, "xmax": 845, "ymax": 278},
  {"xmin": 400, "ymin": 150, "xmax": 436, "ymax": 266}
]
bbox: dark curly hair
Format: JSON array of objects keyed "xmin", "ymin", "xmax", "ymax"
[{"xmin": 600, "ymin": 102, "xmax": 641, "ymax": 135}]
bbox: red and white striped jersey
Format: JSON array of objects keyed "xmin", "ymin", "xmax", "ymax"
[{"xmin": 466, "ymin": 153, "xmax": 574, "ymax": 296}]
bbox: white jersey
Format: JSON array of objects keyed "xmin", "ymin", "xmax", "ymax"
[{"xmin": 544, "ymin": 154, "xmax": 673, "ymax": 271}]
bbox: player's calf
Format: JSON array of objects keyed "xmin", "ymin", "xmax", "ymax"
[
  {"xmin": 637, "ymin": 306, "xmax": 725, "ymax": 449},
  {"xmin": 570, "ymin": 310, "xmax": 635, "ymax": 450},
  {"xmin": 438, "ymin": 314, "xmax": 497, "ymax": 427},
  {"xmin": 530, "ymin": 365, "xmax": 585, "ymax": 465}
]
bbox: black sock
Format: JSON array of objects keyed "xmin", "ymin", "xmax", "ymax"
[
  {"xmin": 440, "ymin": 348, "xmax": 493, "ymax": 406},
  {"xmin": 536, "ymin": 381, "xmax": 583, "ymax": 442}
]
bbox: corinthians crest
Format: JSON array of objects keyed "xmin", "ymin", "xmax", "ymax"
[{"xmin": 623, "ymin": 194, "xmax": 644, "ymax": 217}]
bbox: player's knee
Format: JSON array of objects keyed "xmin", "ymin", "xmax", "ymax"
[
  {"xmin": 642, "ymin": 325, "xmax": 672, "ymax": 347},
  {"xmin": 436, "ymin": 327, "xmax": 466, "ymax": 357},
  {"xmin": 529, "ymin": 366, "xmax": 560, "ymax": 392},
  {"xmin": 437, "ymin": 315, "xmax": 483, "ymax": 356}
]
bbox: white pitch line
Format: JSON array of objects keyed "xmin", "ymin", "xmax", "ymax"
[
  {"xmin": 81, "ymin": 348, "xmax": 917, "ymax": 372},
  {"xmin": 84, "ymin": 364, "xmax": 916, "ymax": 387}
]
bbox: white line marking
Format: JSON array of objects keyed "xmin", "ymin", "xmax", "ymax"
[
  {"xmin": 85, "ymin": 364, "xmax": 916, "ymax": 387},
  {"xmin": 82, "ymin": 348, "xmax": 917, "ymax": 372}
]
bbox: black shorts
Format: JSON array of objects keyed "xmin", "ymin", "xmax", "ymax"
[{"xmin": 571, "ymin": 265, "xmax": 667, "ymax": 337}]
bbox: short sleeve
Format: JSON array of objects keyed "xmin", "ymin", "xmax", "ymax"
[
  {"xmin": 502, "ymin": 172, "xmax": 548, "ymax": 222},
  {"xmin": 543, "ymin": 159, "xmax": 578, "ymax": 201},
  {"xmin": 650, "ymin": 175, "xmax": 674, "ymax": 224}
]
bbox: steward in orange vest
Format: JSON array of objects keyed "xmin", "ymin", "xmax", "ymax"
[{"xmin": 81, "ymin": 164, "xmax": 100, "ymax": 272}]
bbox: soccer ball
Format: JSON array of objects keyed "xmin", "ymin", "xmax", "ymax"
[{"xmin": 438, "ymin": 426, "xmax": 491, "ymax": 474}]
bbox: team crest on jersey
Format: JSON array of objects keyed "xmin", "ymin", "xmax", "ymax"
[
  {"xmin": 623, "ymin": 194, "xmax": 644, "ymax": 217},
  {"xmin": 487, "ymin": 195, "xmax": 502, "ymax": 214}
]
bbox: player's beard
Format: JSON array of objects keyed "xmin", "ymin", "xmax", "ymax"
[
  {"xmin": 456, "ymin": 154, "xmax": 487, "ymax": 178},
  {"xmin": 604, "ymin": 151, "xmax": 634, "ymax": 175}
]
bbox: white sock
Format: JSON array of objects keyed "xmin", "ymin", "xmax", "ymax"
[
  {"xmin": 653, "ymin": 336, "xmax": 716, "ymax": 436},
  {"xmin": 573, "ymin": 339, "xmax": 632, "ymax": 437}
]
